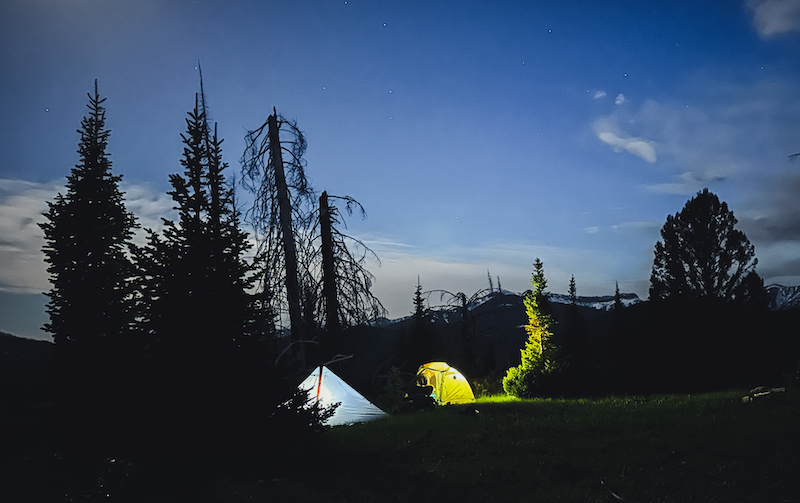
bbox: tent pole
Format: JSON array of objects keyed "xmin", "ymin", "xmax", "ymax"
[{"xmin": 316, "ymin": 365, "xmax": 324, "ymax": 403}]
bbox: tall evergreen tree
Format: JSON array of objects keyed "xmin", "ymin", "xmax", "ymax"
[
  {"xmin": 41, "ymin": 80, "xmax": 137, "ymax": 345},
  {"xmin": 133, "ymin": 82, "xmax": 269, "ymax": 447},
  {"xmin": 613, "ymin": 281, "xmax": 623, "ymax": 311},
  {"xmin": 136, "ymin": 87, "xmax": 260, "ymax": 352},
  {"xmin": 40, "ymin": 80, "xmax": 138, "ymax": 446},
  {"xmin": 413, "ymin": 277, "xmax": 426, "ymax": 324},
  {"xmin": 569, "ymin": 276, "xmax": 577, "ymax": 303},
  {"xmin": 503, "ymin": 258, "xmax": 558, "ymax": 397},
  {"xmin": 395, "ymin": 277, "xmax": 434, "ymax": 370},
  {"xmin": 561, "ymin": 275, "xmax": 589, "ymax": 394}
]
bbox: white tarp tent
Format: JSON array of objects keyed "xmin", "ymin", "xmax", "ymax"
[{"xmin": 299, "ymin": 366, "xmax": 389, "ymax": 426}]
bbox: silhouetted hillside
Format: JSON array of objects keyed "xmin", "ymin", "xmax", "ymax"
[
  {"xmin": 331, "ymin": 291, "xmax": 639, "ymax": 396},
  {"xmin": 0, "ymin": 332, "xmax": 54, "ymax": 405}
]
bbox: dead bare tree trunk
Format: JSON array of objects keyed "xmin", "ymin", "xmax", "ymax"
[
  {"xmin": 268, "ymin": 112, "xmax": 305, "ymax": 367},
  {"xmin": 319, "ymin": 191, "xmax": 340, "ymax": 339},
  {"xmin": 319, "ymin": 192, "xmax": 342, "ymax": 362}
]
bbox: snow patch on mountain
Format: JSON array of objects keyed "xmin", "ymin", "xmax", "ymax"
[
  {"xmin": 546, "ymin": 292, "xmax": 642, "ymax": 310},
  {"xmin": 766, "ymin": 284, "xmax": 800, "ymax": 311}
]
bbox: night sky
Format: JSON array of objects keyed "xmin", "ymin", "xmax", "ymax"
[{"xmin": 2, "ymin": 0, "xmax": 800, "ymax": 340}]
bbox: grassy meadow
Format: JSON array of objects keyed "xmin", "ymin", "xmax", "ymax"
[
  {"xmin": 249, "ymin": 390, "xmax": 799, "ymax": 502},
  {"xmin": 5, "ymin": 388, "xmax": 796, "ymax": 502}
]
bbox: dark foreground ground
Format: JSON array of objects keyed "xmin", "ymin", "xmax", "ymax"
[{"xmin": 2, "ymin": 389, "xmax": 799, "ymax": 502}]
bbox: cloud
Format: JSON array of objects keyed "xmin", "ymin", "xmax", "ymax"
[
  {"xmin": 592, "ymin": 118, "xmax": 657, "ymax": 163},
  {"xmin": 590, "ymin": 77, "xmax": 800, "ymax": 202},
  {"xmin": 121, "ymin": 182, "xmax": 177, "ymax": 241},
  {"xmin": 747, "ymin": 0, "xmax": 800, "ymax": 37},
  {"xmin": 611, "ymin": 220, "xmax": 662, "ymax": 233},
  {"xmin": 0, "ymin": 179, "xmax": 177, "ymax": 294},
  {"xmin": 644, "ymin": 170, "xmax": 727, "ymax": 196},
  {"xmin": 615, "ymin": 93, "xmax": 626, "ymax": 105},
  {"xmin": 583, "ymin": 226, "xmax": 599, "ymax": 234},
  {"xmin": 0, "ymin": 179, "xmax": 61, "ymax": 294},
  {"xmin": 593, "ymin": 90, "xmax": 607, "ymax": 99},
  {"xmin": 739, "ymin": 172, "xmax": 800, "ymax": 243}
]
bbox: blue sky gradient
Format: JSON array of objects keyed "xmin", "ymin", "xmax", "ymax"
[{"xmin": 2, "ymin": 0, "xmax": 800, "ymax": 340}]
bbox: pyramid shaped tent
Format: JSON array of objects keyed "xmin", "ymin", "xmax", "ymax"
[{"xmin": 299, "ymin": 366, "xmax": 389, "ymax": 426}]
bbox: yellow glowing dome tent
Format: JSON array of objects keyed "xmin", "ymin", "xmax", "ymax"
[{"xmin": 415, "ymin": 362, "xmax": 475, "ymax": 405}]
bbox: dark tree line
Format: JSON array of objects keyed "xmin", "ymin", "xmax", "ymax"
[{"xmin": 492, "ymin": 189, "xmax": 783, "ymax": 398}]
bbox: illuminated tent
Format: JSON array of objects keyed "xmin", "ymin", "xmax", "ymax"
[
  {"xmin": 299, "ymin": 366, "xmax": 389, "ymax": 426},
  {"xmin": 416, "ymin": 362, "xmax": 475, "ymax": 405}
]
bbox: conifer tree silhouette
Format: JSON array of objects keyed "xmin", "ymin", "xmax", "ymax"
[
  {"xmin": 133, "ymin": 74, "xmax": 268, "ymax": 446},
  {"xmin": 40, "ymin": 80, "xmax": 137, "ymax": 446}
]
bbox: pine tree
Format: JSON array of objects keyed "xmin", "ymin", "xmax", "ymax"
[
  {"xmin": 40, "ymin": 80, "xmax": 138, "ymax": 446},
  {"xmin": 139, "ymin": 90, "xmax": 260, "ymax": 349},
  {"xmin": 568, "ymin": 275, "xmax": 577, "ymax": 304},
  {"xmin": 503, "ymin": 258, "xmax": 558, "ymax": 397},
  {"xmin": 410, "ymin": 277, "xmax": 435, "ymax": 358},
  {"xmin": 413, "ymin": 277, "xmax": 426, "ymax": 325},
  {"xmin": 133, "ymin": 83, "xmax": 268, "ymax": 447},
  {"xmin": 606, "ymin": 280, "xmax": 629, "ymax": 391},
  {"xmin": 562, "ymin": 275, "xmax": 589, "ymax": 394},
  {"xmin": 650, "ymin": 188, "xmax": 762, "ymax": 306},
  {"xmin": 41, "ymin": 80, "xmax": 138, "ymax": 345}
]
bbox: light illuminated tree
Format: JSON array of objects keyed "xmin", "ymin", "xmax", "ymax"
[
  {"xmin": 503, "ymin": 258, "xmax": 559, "ymax": 397},
  {"xmin": 649, "ymin": 188, "xmax": 761, "ymax": 305}
]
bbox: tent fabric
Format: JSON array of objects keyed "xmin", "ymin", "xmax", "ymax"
[
  {"xmin": 299, "ymin": 366, "xmax": 389, "ymax": 426},
  {"xmin": 416, "ymin": 362, "xmax": 475, "ymax": 405}
]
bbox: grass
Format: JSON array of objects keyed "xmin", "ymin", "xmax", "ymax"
[
  {"xmin": 220, "ymin": 389, "xmax": 800, "ymax": 502},
  {"xmin": 3, "ymin": 390, "xmax": 799, "ymax": 502}
]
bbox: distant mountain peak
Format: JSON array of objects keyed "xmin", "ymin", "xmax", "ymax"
[
  {"xmin": 545, "ymin": 292, "xmax": 642, "ymax": 311},
  {"xmin": 765, "ymin": 284, "xmax": 800, "ymax": 311}
]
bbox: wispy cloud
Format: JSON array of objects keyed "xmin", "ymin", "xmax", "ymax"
[
  {"xmin": 747, "ymin": 0, "xmax": 800, "ymax": 37},
  {"xmin": 0, "ymin": 179, "xmax": 177, "ymax": 294},
  {"xmin": 593, "ymin": 90, "xmax": 607, "ymax": 99},
  {"xmin": 592, "ymin": 77, "xmax": 800, "ymax": 197},
  {"xmin": 739, "ymin": 172, "xmax": 800, "ymax": 243},
  {"xmin": 611, "ymin": 220, "xmax": 662, "ymax": 233},
  {"xmin": 0, "ymin": 179, "xmax": 60, "ymax": 294},
  {"xmin": 592, "ymin": 118, "xmax": 657, "ymax": 163},
  {"xmin": 644, "ymin": 170, "xmax": 727, "ymax": 196},
  {"xmin": 615, "ymin": 93, "xmax": 626, "ymax": 105}
]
